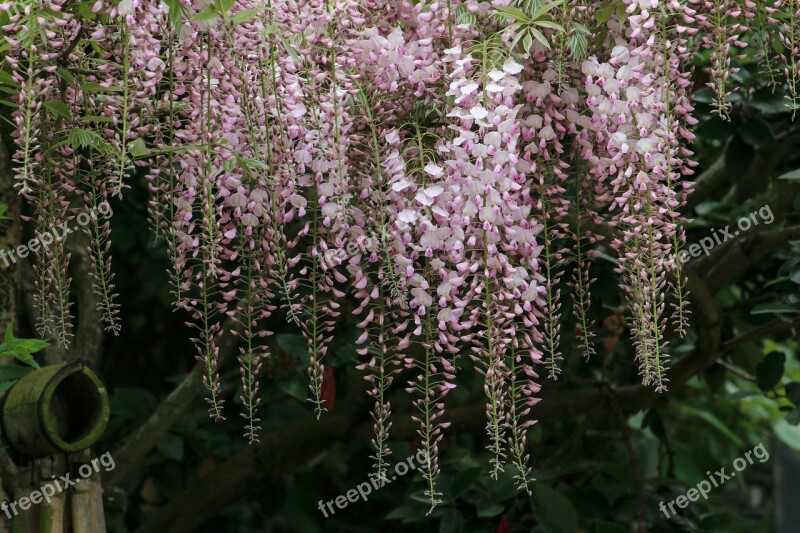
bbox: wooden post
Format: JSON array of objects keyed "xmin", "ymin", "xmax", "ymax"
[
  {"xmin": 1, "ymin": 361, "xmax": 110, "ymax": 458},
  {"xmin": 70, "ymin": 475, "xmax": 106, "ymax": 533}
]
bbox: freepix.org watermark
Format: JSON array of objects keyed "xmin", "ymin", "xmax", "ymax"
[
  {"xmin": 679, "ymin": 204, "xmax": 774, "ymax": 264},
  {"xmin": 320, "ymin": 230, "xmax": 381, "ymax": 268},
  {"xmin": 1, "ymin": 451, "xmax": 115, "ymax": 519},
  {"xmin": 0, "ymin": 202, "xmax": 113, "ymax": 269},
  {"xmin": 318, "ymin": 450, "xmax": 428, "ymax": 518},
  {"xmin": 658, "ymin": 442, "xmax": 769, "ymax": 519}
]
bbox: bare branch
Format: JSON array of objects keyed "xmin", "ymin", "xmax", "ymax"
[{"xmin": 683, "ymin": 153, "xmax": 725, "ymax": 213}]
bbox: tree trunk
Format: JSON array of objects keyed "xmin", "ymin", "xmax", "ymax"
[{"xmin": 0, "ymin": 114, "xmax": 20, "ymax": 533}]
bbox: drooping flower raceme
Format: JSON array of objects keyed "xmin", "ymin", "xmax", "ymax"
[{"xmin": 0, "ymin": 0, "xmax": 766, "ymax": 509}]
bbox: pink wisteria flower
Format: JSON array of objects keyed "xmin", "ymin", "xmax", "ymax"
[{"xmin": 1, "ymin": 0, "xmax": 746, "ymax": 510}]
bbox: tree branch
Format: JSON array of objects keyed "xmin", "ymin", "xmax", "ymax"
[
  {"xmin": 683, "ymin": 153, "xmax": 725, "ymax": 213},
  {"xmin": 698, "ymin": 225, "xmax": 800, "ymax": 294},
  {"xmin": 720, "ymin": 320, "xmax": 800, "ymax": 354}
]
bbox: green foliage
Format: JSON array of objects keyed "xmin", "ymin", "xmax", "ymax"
[
  {"xmin": 494, "ymin": 1, "xmax": 565, "ymax": 53},
  {"xmin": 0, "ymin": 325, "xmax": 46, "ymax": 392}
]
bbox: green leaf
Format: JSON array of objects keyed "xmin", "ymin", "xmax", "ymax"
[
  {"xmin": 698, "ymin": 514, "xmax": 732, "ymax": 529},
  {"xmin": 523, "ymin": 32, "xmax": 533, "ymax": 53},
  {"xmin": 78, "ymin": 2, "xmax": 98, "ymax": 21},
  {"xmin": 493, "ymin": 7, "xmax": 530, "ymax": 22},
  {"xmin": 593, "ymin": 519, "xmax": 627, "ymax": 533},
  {"xmin": 278, "ymin": 378, "xmax": 307, "ymax": 402},
  {"xmin": 534, "ymin": 20, "xmax": 565, "ymax": 32},
  {"xmin": 439, "ymin": 509, "xmax": 464, "ymax": 533},
  {"xmin": 0, "ymin": 381, "xmax": 16, "ymax": 393},
  {"xmin": 778, "ymin": 169, "xmax": 800, "ymax": 181},
  {"xmin": 279, "ymin": 37, "xmax": 302, "ymax": 64},
  {"xmin": 68, "ymin": 128, "xmax": 114, "ymax": 154},
  {"xmin": 17, "ymin": 338, "xmax": 48, "ymax": 354},
  {"xmin": 725, "ymin": 134, "xmax": 755, "ymax": 183},
  {"xmin": 231, "ymin": 8, "xmax": 258, "ymax": 24},
  {"xmin": 4, "ymin": 324, "xmax": 12, "ymax": 346},
  {"xmin": 615, "ymin": 2, "xmax": 630, "ymax": 23},
  {"xmin": 595, "ymin": 3, "xmax": 616, "ymax": 24},
  {"xmin": 529, "ymin": 27, "xmax": 551, "ymax": 50},
  {"xmin": 756, "ymin": 351, "xmax": 786, "ymax": 391},
  {"xmin": 567, "ymin": 29, "xmax": 589, "ymax": 61},
  {"xmin": 275, "ymin": 334, "xmax": 307, "ymax": 362},
  {"xmin": 157, "ymin": 433, "xmax": 185, "ymax": 461},
  {"xmin": 56, "ymin": 67, "xmax": 75, "ymax": 85},
  {"xmin": 775, "ymin": 418, "xmax": 800, "ymax": 451},
  {"xmin": 740, "ymin": 118, "xmax": 776, "ymax": 147},
  {"xmin": 532, "ymin": 484, "xmax": 578, "ymax": 533},
  {"xmin": 385, "ymin": 504, "xmax": 423, "ymax": 521},
  {"xmin": 751, "ymin": 87, "xmax": 794, "ymax": 114},
  {"xmin": 163, "ymin": 0, "xmax": 184, "ymax": 27},
  {"xmin": 129, "ymin": 138, "xmax": 149, "ymax": 158},
  {"xmin": 0, "ymin": 364, "xmax": 34, "ymax": 381},
  {"xmin": 217, "ymin": 0, "xmax": 236, "ymax": 13},
  {"xmin": 692, "ymin": 88, "xmax": 715, "ymax": 104},
  {"xmin": 786, "ymin": 382, "xmax": 800, "ymax": 405},
  {"xmin": 236, "ymin": 155, "xmax": 268, "ymax": 171},
  {"xmin": 80, "ymin": 115, "xmax": 115, "ymax": 123},
  {"xmin": 0, "ymin": 203, "xmax": 8, "ymax": 221},
  {"xmin": 787, "ymin": 409, "xmax": 800, "ymax": 426},
  {"xmin": 532, "ymin": 0, "xmax": 565, "ymax": 18},
  {"xmin": 192, "ymin": 6, "xmax": 219, "ymax": 22},
  {"xmin": 751, "ymin": 303, "xmax": 800, "ymax": 315},
  {"xmin": 509, "ymin": 30, "xmax": 527, "ymax": 52},
  {"xmin": 5, "ymin": 345, "xmax": 40, "ymax": 369},
  {"xmin": 683, "ymin": 406, "xmax": 745, "ymax": 447},
  {"xmin": 44, "ymin": 100, "xmax": 72, "ymax": 120},
  {"xmin": 476, "ymin": 500, "xmax": 504, "ymax": 518},
  {"xmin": 571, "ymin": 22, "xmax": 591, "ymax": 35},
  {"xmin": 450, "ymin": 466, "xmax": 482, "ymax": 498},
  {"xmin": 0, "ymin": 70, "xmax": 18, "ymax": 87}
]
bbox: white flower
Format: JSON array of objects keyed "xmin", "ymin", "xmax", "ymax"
[
  {"xmin": 486, "ymin": 82, "xmax": 504, "ymax": 93},
  {"xmin": 424, "ymin": 163, "xmax": 444, "ymax": 177},
  {"xmin": 391, "ymin": 177, "xmax": 414, "ymax": 192},
  {"xmin": 503, "ymin": 59, "xmax": 523, "ymax": 75},
  {"xmin": 488, "ymin": 71, "xmax": 505, "ymax": 82},
  {"xmin": 397, "ymin": 209, "xmax": 419, "ymax": 224},
  {"xmin": 118, "ymin": 0, "xmax": 134, "ymax": 16},
  {"xmin": 461, "ymin": 81, "xmax": 479, "ymax": 95},
  {"xmin": 470, "ymin": 105, "xmax": 489, "ymax": 120},
  {"xmin": 147, "ymin": 57, "xmax": 165, "ymax": 71},
  {"xmin": 415, "ymin": 185, "xmax": 444, "ymax": 207},
  {"xmin": 384, "ymin": 129, "xmax": 400, "ymax": 145}
]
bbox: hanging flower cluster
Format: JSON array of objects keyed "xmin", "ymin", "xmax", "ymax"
[
  {"xmin": 688, "ymin": 0, "xmax": 753, "ymax": 118},
  {"xmin": 578, "ymin": 0, "xmax": 697, "ymax": 390},
  {"xmin": 0, "ymin": 0, "xmax": 773, "ymax": 509},
  {"xmin": 766, "ymin": 0, "xmax": 800, "ymax": 114}
]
